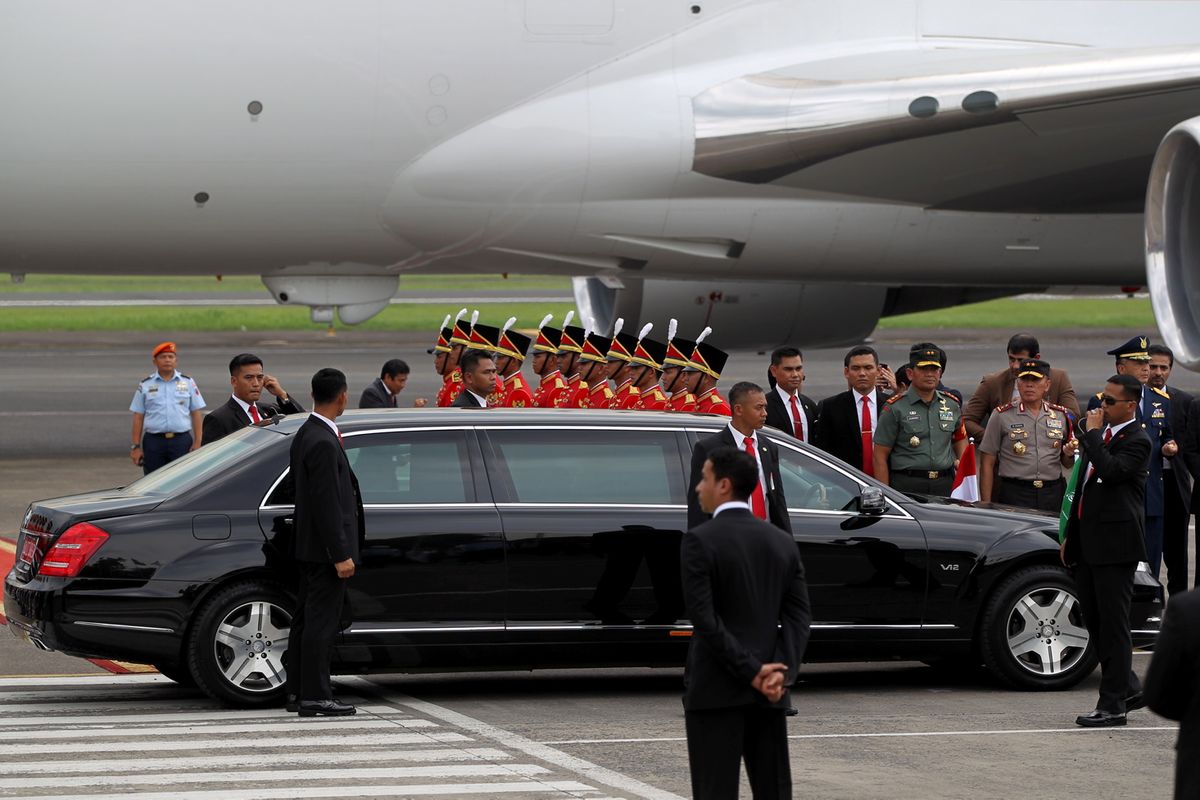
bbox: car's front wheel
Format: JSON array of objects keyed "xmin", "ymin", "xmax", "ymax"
[
  {"xmin": 187, "ymin": 581, "xmax": 293, "ymax": 707},
  {"xmin": 978, "ymin": 565, "xmax": 1096, "ymax": 690}
]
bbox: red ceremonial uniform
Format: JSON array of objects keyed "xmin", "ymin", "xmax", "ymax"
[
  {"xmin": 533, "ymin": 371, "xmax": 569, "ymax": 408},
  {"xmin": 436, "ymin": 368, "xmax": 463, "ymax": 408},
  {"xmin": 588, "ymin": 381, "xmax": 615, "ymax": 409},
  {"xmin": 637, "ymin": 385, "xmax": 669, "ymax": 411},
  {"xmin": 666, "ymin": 391, "xmax": 697, "ymax": 413},
  {"xmin": 614, "ymin": 381, "xmax": 640, "ymax": 410},
  {"xmin": 502, "ymin": 373, "xmax": 534, "ymax": 408},
  {"xmin": 695, "ymin": 388, "xmax": 731, "ymax": 416},
  {"xmin": 562, "ymin": 374, "xmax": 590, "ymax": 409}
]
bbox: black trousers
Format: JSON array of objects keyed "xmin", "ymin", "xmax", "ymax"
[
  {"xmin": 141, "ymin": 432, "xmax": 191, "ymax": 474},
  {"xmin": 1074, "ymin": 560, "xmax": 1140, "ymax": 714},
  {"xmin": 1162, "ymin": 472, "xmax": 1191, "ymax": 596},
  {"xmin": 995, "ymin": 479, "xmax": 1065, "ymax": 513},
  {"xmin": 685, "ymin": 705, "xmax": 791, "ymax": 800},
  {"xmin": 890, "ymin": 472, "xmax": 953, "ymax": 498},
  {"xmin": 285, "ymin": 560, "xmax": 347, "ymax": 702}
]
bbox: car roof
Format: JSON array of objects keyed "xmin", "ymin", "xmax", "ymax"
[{"xmin": 261, "ymin": 408, "xmax": 734, "ymax": 434}]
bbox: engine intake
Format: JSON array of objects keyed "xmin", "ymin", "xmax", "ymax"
[{"xmin": 1146, "ymin": 117, "xmax": 1200, "ymax": 370}]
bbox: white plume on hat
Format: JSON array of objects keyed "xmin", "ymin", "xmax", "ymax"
[
  {"xmin": 637, "ymin": 323, "xmax": 653, "ymax": 341},
  {"xmin": 439, "ymin": 313, "xmax": 451, "ymax": 330},
  {"xmin": 613, "ymin": 318, "xmax": 624, "ymax": 338},
  {"xmin": 537, "ymin": 313, "xmax": 553, "ymax": 330},
  {"xmin": 563, "ymin": 310, "xmax": 575, "ymax": 328},
  {"xmin": 501, "ymin": 316, "xmax": 517, "ymax": 335},
  {"xmin": 470, "ymin": 309, "xmax": 479, "ymax": 327},
  {"xmin": 695, "ymin": 326, "xmax": 712, "ymax": 345},
  {"xmin": 667, "ymin": 318, "xmax": 678, "ymax": 342},
  {"xmin": 454, "ymin": 308, "xmax": 467, "ymax": 324}
]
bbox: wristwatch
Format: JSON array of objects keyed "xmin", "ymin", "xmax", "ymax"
[{"xmin": 130, "ymin": 443, "xmax": 142, "ymax": 451}]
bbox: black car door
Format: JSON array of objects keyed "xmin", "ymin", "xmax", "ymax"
[{"xmin": 480, "ymin": 424, "xmax": 692, "ymax": 657}]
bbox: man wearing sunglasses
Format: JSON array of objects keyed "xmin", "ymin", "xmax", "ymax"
[{"xmin": 1064, "ymin": 373, "xmax": 1152, "ymax": 728}]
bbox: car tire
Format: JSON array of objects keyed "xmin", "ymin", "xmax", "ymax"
[
  {"xmin": 152, "ymin": 662, "xmax": 196, "ymax": 686},
  {"xmin": 187, "ymin": 580, "xmax": 294, "ymax": 707},
  {"xmin": 978, "ymin": 565, "xmax": 1096, "ymax": 690}
]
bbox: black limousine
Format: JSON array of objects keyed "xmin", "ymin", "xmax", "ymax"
[{"xmin": 5, "ymin": 409, "xmax": 1162, "ymax": 706}]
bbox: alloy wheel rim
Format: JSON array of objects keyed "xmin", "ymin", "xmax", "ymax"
[
  {"xmin": 212, "ymin": 600, "xmax": 291, "ymax": 693},
  {"xmin": 1005, "ymin": 585, "xmax": 1090, "ymax": 676}
]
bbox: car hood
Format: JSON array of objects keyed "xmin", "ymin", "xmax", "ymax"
[{"xmin": 902, "ymin": 493, "xmax": 1057, "ymax": 531}]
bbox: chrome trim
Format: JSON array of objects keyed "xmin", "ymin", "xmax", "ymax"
[
  {"xmin": 260, "ymin": 468, "xmax": 291, "ymax": 510},
  {"xmin": 495, "ymin": 503, "xmax": 685, "ymax": 510},
  {"xmin": 1132, "ymin": 629, "xmax": 1161, "ymax": 635},
  {"xmin": 345, "ymin": 625, "xmax": 505, "ymax": 634},
  {"xmin": 811, "ymin": 624, "xmax": 957, "ymax": 630},
  {"xmin": 507, "ymin": 624, "xmax": 693, "ymax": 631},
  {"xmin": 343, "ymin": 622, "xmax": 957, "ymax": 633},
  {"xmin": 262, "ymin": 502, "xmax": 496, "ymax": 512},
  {"xmin": 479, "ymin": 425, "xmax": 684, "ymax": 432},
  {"xmin": 342, "ymin": 426, "xmax": 473, "ymax": 438},
  {"xmin": 72, "ymin": 621, "xmax": 175, "ymax": 634},
  {"xmin": 693, "ymin": 46, "xmax": 1200, "ymax": 184}
]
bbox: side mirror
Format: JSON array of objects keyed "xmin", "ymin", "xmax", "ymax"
[{"xmin": 859, "ymin": 486, "xmax": 887, "ymax": 516}]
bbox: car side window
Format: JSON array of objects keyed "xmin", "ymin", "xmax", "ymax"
[
  {"xmin": 772, "ymin": 440, "xmax": 865, "ymax": 512},
  {"xmin": 486, "ymin": 428, "xmax": 684, "ymax": 505},
  {"xmin": 264, "ymin": 430, "xmax": 473, "ymax": 506}
]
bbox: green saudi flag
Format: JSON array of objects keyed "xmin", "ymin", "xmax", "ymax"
[{"xmin": 1058, "ymin": 457, "xmax": 1083, "ymax": 543}]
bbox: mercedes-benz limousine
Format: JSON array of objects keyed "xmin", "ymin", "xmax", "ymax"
[{"xmin": 5, "ymin": 409, "xmax": 1162, "ymax": 706}]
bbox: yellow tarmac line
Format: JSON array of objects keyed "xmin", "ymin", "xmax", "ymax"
[{"xmin": 0, "ymin": 538, "xmax": 16, "ymax": 553}]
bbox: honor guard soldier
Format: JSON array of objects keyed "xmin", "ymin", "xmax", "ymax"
[
  {"xmin": 581, "ymin": 331, "xmax": 615, "ymax": 409},
  {"xmin": 435, "ymin": 308, "xmax": 469, "ymax": 407},
  {"xmin": 492, "ymin": 317, "xmax": 535, "ymax": 408},
  {"xmin": 662, "ymin": 319, "xmax": 698, "ymax": 412},
  {"xmin": 979, "ymin": 359, "xmax": 1078, "ymax": 511},
  {"xmin": 630, "ymin": 329, "xmax": 669, "ymax": 411},
  {"xmin": 530, "ymin": 314, "xmax": 570, "ymax": 408},
  {"xmin": 466, "ymin": 321, "xmax": 508, "ymax": 405},
  {"xmin": 873, "ymin": 344, "xmax": 968, "ymax": 497},
  {"xmin": 608, "ymin": 320, "xmax": 646, "ymax": 410},
  {"xmin": 557, "ymin": 312, "xmax": 591, "ymax": 408},
  {"xmin": 686, "ymin": 331, "xmax": 732, "ymax": 416},
  {"xmin": 129, "ymin": 341, "xmax": 206, "ymax": 474},
  {"xmin": 428, "ymin": 312, "xmax": 453, "ymax": 378},
  {"xmin": 1086, "ymin": 335, "xmax": 1176, "ymax": 576}
]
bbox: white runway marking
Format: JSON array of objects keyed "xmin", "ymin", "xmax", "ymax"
[
  {"xmin": 348, "ymin": 676, "xmax": 686, "ymax": 800},
  {"xmin": 0, "ymin": 704, "xmax": 405, "ymax": 723},
  {"xmin": 5, "ymin": 730, "xmax": 472, "ymax": 755},
  {"xmin": 2, "ymin": 717, "xmax": 438, "ymax": 739},
  {"xmin": 0, "ymin": 784, "xmax": 600, "ymax": 800}
]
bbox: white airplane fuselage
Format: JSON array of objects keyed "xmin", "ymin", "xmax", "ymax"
[{"xmin": 5, "ymin": 1, "xmax": 1200, "ymax": 345}]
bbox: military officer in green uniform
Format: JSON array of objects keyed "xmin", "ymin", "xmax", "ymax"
[
  {"xmin": 978, "ymin": 358, "xmax": 1079, "ymax": 511},
  {"xmin": 873, "ymin": 344, "xmax": 968, "ymax": 497}
]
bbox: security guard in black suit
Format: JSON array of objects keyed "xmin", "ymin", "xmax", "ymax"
[{"xmin": 203, "ymin": 353, "xmax": 304, "ymax": 444}]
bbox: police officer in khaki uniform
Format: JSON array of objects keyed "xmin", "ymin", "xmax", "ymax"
[
  {"xmin": 978, "ymin": 359, "xmax": 1078, "ymax": 511},
  {"xmin": 873, "ymin": 344, "xmax": 968, "ymax": 497}
]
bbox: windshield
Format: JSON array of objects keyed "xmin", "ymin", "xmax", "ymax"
[{"xmin": 122, "ymin": 425, "xmax": 283, "ymax": 496}]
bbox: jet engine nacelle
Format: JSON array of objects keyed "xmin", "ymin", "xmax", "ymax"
[
  {"xmin": 573, "ymin": 277, "xmax": 888, "ymax": 351},
  {"xmin": 1147, "ymin": 116, "xmax": 1200, "ymax": 370}
]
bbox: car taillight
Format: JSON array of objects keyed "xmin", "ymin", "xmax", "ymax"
[{"xmin": 37, "ymin": 523, "xmax": 109, "ymax": 578}]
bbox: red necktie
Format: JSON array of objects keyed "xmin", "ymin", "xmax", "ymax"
[
  {"xmin": 743, "ymin": 436, "xmax": 768, "ymax": 520},
  {"xmin": 1078, "ymin": 427, "xmax": 1111, "ymax": 518},
  {"xmin": 860, "ymin": 396, "xmax": 874, "ymax": 476},
  {"xmin": 249, "ymin": 404, "xmax": 261, "ymax": 424},
  {"xmin": 789, "ymin": 395, "xmax": 804, "ymax": 441}
]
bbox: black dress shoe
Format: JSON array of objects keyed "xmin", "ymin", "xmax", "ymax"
[
  {"xmin": 785, "ymin": 705, "xmax": 799, "ymax": 717},
  {"xmin": 298, "ymin": 699, "xmax": 356, "ymax": 717},
  {"xmin": 1125, "ymin": 692, "xmax": 1147, "ymax": 713},
  {"xmin": 1075, "ymin": 709, "xmax": 1127, "ymax": 728},
  {"xmin": 284, "ymin": 694, "xmax": 299, "ymax": 713}
]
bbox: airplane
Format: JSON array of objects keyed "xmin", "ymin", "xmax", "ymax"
[{"xmin": 4, "ymin": 1, "xmax": 1200, "ymax": 365}]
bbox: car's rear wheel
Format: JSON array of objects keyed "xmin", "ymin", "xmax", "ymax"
[
  {"xmin": 187, "ymin": 581, "xmax": 293, "ymax": 707},
  {"xmin": 979, "ymin": 565, "xmax": 1096, "ymax": 690},
  {"xmin": 153, "ymin": 662, "xmax": 196, "ymax": 686}
]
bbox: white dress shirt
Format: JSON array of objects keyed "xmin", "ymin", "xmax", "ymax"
[
  {"xmin": 728, "ymin": 423, "xmax": 768, "ymax": 496},
  {"xmin": 712, "ymin": 500, "xmax": 752, "ymax": 517},
  {"xmin": 853, "ymin": 389, "xmax": 877, "ymax": 435},
  {"xmin": 231, "ymin": 394, "xmax": 258, "ymax": 423},
  {"xmin": 775, "ymin": 384, "xmax": 809, "ymax": 440}
]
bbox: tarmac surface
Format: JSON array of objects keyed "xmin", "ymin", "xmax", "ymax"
[{"xmin": 0, "ymin": 325, "xmax": 1189, "ymax": 799}]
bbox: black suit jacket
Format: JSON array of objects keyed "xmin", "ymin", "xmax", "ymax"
[
  {"xmin": 765, "ymin": 389, "xmax": 817, "ymax": 441},
  {"xmin": 289, "ymin": 416, "xmax": 364, "ymax": 564},
  {"xmin": 203, "ymin": 394, "xmax": 304, "ymax": 444},
  {"xmin": 358, "ymin": 378, "xmax": 396, "ymax": 409},
  {"xmin": 1064, "ymin": 422, "xmax": 1151, "ymax": 567},
  {"xmin": 681, "ymin": 508, "xmax": 811, "ymax": 711},
  {"xmin": 687, "ymin": 428, "xmax": 791, "ymax": 533},
  {"xmin": 812, "ymin": 389, "xmax": 884, "ymax": 471},
  {"xmin": 1165, "ymin": 384, "xmax": 1194, "ymax": 509},
  {"xmin": 1144, "ymin": 588, "xmax": 1200, "ymax": 800},
  {"xmin": 450, "ymin": 390, "xmax": 485, "ymax": 408}
]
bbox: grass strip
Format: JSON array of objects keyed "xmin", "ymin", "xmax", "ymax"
[{"xmin": 877, "ymin": 297, "xmax": 1155, "ymax": 330}]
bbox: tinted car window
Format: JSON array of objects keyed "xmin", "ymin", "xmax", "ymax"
[
  {"xmin": 771, "ymin": 439, "xmax": 864, "ymax": 512},
  {"xmin": 264, "ymin": 430, "xmax": 473, "ymax": 506},
  {"xmin": 487, "ymin": 428, "xmax": 684, "ymax": 504},
  {"xmin": 125, "ymin": 426, "xmax": 278, "ymax": 496}
]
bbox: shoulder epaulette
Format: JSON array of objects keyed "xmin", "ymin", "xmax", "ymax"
[
  {"xmin": 1046, "ymin": 402, "xmax": 1071, "ymax": 414},
  {"xmin": 1152, "ymin": 386, "xmax": 1170, "ymax": 399},
  {"xmin": 629, "ymin": 386, "xmax": 641, "ymax": 395},
  {"xmin": 579, "ymin": 380, "xmax": 589, "ymax": 391},
  {"xmin": 1095, "ymin": 390, "xmax": 1104, "ymax": 399},
  {"xmin": 937, "ymin": 390, "xmax": 961, "ymax": 404},
  {"xmin": 142, "ymin": 374, "xmax": 156, "ymax": 382},
  {"xmin": 884, "ymin": 392, "xmax": 905, "ymax": 405},
  {"xmin": 178, "ymin": 373, "xmax": 192, "ymax": 380},
  {"xmin": 995, "ymin": 402, "xmax": 1015, "ymax": 413}
]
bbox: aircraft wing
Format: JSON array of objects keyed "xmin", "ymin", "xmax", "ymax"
[{"xmin": 692, "ymin": 45, "xmax": 1200, "ymax": 213}]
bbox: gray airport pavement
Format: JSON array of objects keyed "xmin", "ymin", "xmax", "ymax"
[{"xmin": 0, "ymin": 326, "xmax": 1186, "ymax": 799}]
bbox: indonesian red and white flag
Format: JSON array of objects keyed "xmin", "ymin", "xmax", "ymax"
[{"xmin": 950, "ymin": 441, "xmax": 980, "ymax": 503}]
